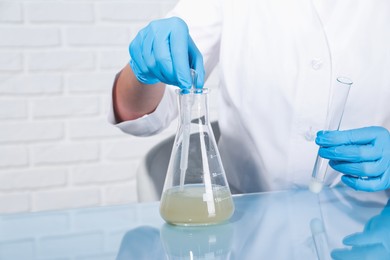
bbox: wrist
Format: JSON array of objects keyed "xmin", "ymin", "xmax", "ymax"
[
  {"xmin": 113, "ymin": 64, "xmax": 165, "ymax": 122},
  {"xmin": 129, "ymin": 60, "xmax": 160, "ymax": 86}
]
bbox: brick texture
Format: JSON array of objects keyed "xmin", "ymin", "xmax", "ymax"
[
  {"xmin": 31, "ymin": 143, "xmax": 100, "ymax": 165},
  {"xmin": 0, "ymin": 99, "xmax": 27, "ymax": 120},
  {"xmin": 32, "ymin": 97, "xmax": 100, "ymax": 118},
  {"xmin": 33, "ymin": 188, "xmax": 101, "ymax": 211},
  {"xmin": 0, "ymin": 27, "xmax": 60, "ymax": 47},
  {"xmin": 0, "ymin": 0, "xmax": 221, "ymax": 214},
  {"xmin": 0, "ymin": 2, "xmax": 23, "ymax": 23},
  {"xmin": 28, "ymin": 51, "xmax": 95, "ymax": 71},
  {"xmin": 98, "ymin": 2, "xmax": 162, "ymax": 22},
  {"xmin": 66, "ymin": 26, "xmax": 131, "ymax": 46},
  {"xmin": 71, "ymin": 162, "xmax": 136, "ymax": 185},
  {"xmin": 26, "ymin": 2, "xmax": 94, "ymax": 23},
  {"xmin": 0, "ymin": 121, "xmax": 64, "ymax": 143},
  {"xmin": 0, "ymin": 52, "xmax": 23, "ymax": 71},
  {"xmin": 0, "ymin": 74, "xmax": 63, "ymax": 95},
  {"xmin": 0, "ymin": 168, "xmax": 67, "ymax": 191},
  {"xmin": 66, "ymin": 72, "xmax": 116, "ymax": 93},
  {"xmin": 0, "ymin": 193, "xmax": 31, "ymax": 213},
  {"xmin": 0, "ymin": 145, "xmax": 28, "ymax": 167}
]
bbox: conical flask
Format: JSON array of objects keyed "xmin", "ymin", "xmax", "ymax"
[{"xmin": 160, "ymin": 70, "xmax": 234, "ymax": 226}]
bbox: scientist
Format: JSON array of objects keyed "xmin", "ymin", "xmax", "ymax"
[{"xmin": 109, "ymin": 0, "xmax": 390, "ymax": 193}]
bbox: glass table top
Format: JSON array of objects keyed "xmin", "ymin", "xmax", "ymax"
[{"xmin": 0, "ymin": 187, "xmax": 389, "ymax": 260}]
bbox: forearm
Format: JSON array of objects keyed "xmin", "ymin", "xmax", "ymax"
[{"xmin": 113, "ymin": 64, "xmax": 165, "ymax": 122}]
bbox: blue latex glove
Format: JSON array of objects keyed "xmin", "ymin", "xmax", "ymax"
[
  {"xmin": 331, "ymin": 201, "xmax": 390, "ymax": 259},
  {"xmin": 316, "ymin": 126, "xmax": 390, "ymax": 191},
  {"xmin": 117, "ymin": 226, "xmax": 165, "ymax": 260},
  {"xmin": 129, "ymin": 17, "xmax": 205, "ymax": 89}
]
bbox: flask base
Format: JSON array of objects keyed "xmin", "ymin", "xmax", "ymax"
[{"xmin": 160, "ymin": 184, "xmax": 234, "ymax": 226}]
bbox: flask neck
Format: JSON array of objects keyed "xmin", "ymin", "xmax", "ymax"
[{"xmin": 178, "ymin": 90, "xmax": 209, "ymax": 126}]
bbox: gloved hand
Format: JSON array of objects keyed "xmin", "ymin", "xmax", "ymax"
[
  {"xmin": 331, "ymin": 201, "xmax": 390, "ymax": 259},
  {"xmin": 117, "ymin": 226, "xmax": 165, "ymax": 260},
  {"xmin": 316, "ymin": 126, "xmax": 390, "ymax": 192},
  {"xmin": 129, "ymin": 17, "xmax": 205, "ymax": 89}
]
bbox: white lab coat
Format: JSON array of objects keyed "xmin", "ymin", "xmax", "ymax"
[{"xmin": 109, "ymin": 0, "xmax": 390, "ymax": 194}]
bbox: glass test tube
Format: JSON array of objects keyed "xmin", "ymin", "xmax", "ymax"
[
  {"xmin": 309, "ymin": 77, "xmax": 353, "ymax": 193},
  {"xmin": 310, "ymin": 218, "xmax": 331, "ymax": 260}
]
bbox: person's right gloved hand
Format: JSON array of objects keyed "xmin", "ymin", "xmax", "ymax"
[
  {"xmin": 129, "ymin": 17, "xmax": 205, "ymax": 89},
  {"xmin": 316, "ymin": 126, "xmax": 390, "ymax": 192}
]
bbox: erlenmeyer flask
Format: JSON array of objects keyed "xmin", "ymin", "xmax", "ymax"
[{"xmin": 160, "ymin": 70, "xmax": 234, "ymax": 226}]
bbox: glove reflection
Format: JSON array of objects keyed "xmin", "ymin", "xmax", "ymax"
[
  {"xmin": 116, "ymin": 226, "xmax": 165, "ymax": 260},
  {"xmin": 331, "ymin": 200, "xmax": 390, "ymax": 259}
]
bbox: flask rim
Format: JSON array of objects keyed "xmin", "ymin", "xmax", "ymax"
[{"xmin": 175, "ymin": 87, "xmax": 209, "ymax": 95}]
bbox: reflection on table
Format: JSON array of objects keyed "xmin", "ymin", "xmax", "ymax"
[{"xmin": 0, "ymin": 187, "xmax": 389, "ymax": 259}]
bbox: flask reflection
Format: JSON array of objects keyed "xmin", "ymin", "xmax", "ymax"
[{"xmin": 160, "ymin": 223, "xmax": 233, "ymax": 259}]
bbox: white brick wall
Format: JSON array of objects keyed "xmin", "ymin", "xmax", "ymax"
[
  {"xmin": 0, "ymin": 52, "xmax": 23, "ymax": 71},
  {"xmin": 0, "ymin": 145, "xmax": 28, "ymax": 167},
  {"xmin": 0, "ymin": 99, "xmax": 27, "ymax": 119},
  {"xmin": 0, "ymin": 121, "xmax": 64, "ymax": 143},
  {"xmin": 0, "ymin": 74, "xmax": 63, "ymax": 95},
  {"xmin": 0, "ymin": 168, "xmax": 67, "ymax": 191},
  {"xmin": 28, "ymin": 51, "xmax": 96, "ymax": 71},
  {"xmin": 0, "ymin": 0, "xmax": 220, "ymax": 214},
  {"xmin": 32, "ymin": 96, "xmax": 100, "ymax": 118},
  {"xmin": 25, "ymin": 2, "xmax": 94, "ymax": 23},
  {"xmin": 0, "ymin": 2, "xmax": 23, "ymax": 23},
  {"xmin": 0, "ymin": 27, "xmax": 61, "ymax": 47}
]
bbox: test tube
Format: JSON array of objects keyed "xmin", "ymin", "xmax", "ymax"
[
  {"xmin": 309, "ymin": 77, "xmax": 353, "ymax": 193},
  {"xmin": 310, "ymin": 218, "xmax": 331, "ymax": 260}
]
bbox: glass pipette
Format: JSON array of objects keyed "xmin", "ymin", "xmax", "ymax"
[
  {"xmin": 179, "ymin": 69, "xmax": 197, "ymax": 190},
  {"xmin": 309, "ymin": 77, "xmax": 353, "ymax": 193}
]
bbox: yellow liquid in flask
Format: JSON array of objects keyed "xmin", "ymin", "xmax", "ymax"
[{"xmin": 160, "ymin": 184, "xmax": 234, "ymax": 226}]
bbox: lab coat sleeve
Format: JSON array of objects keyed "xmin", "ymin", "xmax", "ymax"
[
  {"xmin": 107, "ymin": 84, "xmax": 178, "ymax": 137},
  {"xmin": 108, "ymin": 0, "xmax": 223, "ymax": 136}
]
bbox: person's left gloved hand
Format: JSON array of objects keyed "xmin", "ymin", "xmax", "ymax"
[{"xmin": 316, "ymin": 126, "xmax": 390, "ymax": 192}]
